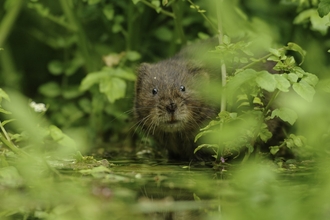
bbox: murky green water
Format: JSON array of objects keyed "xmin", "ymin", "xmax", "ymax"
[{"xmin": 0, "ymin": 157, "xmax": 325, "ymax": 220}]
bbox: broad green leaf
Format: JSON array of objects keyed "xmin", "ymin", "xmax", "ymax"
[
  {"xmin": 100, "ymin": 77, "xmax": 126, "ymax": 103},
  {"xmin": 0, "ymin": 108, "xmax": 12, "ymax": 114},
  {"xmin": 255, "ymin": 71, "xmax": 276, "ymax": 92},
  {"xmin": 0, "ymin": 89, "xmax": 10, "ymax": 101},
  {"xmin": 226, "ymin": 69, "xmax": 259, "ymax": 101},
  {"xmin": 48, "ymin": 60, "xmax": 63, "ymax": 75},
  {"xmin": 1, "ymin": 119, "xmax": 15, "ymax": 126},
  {"xmin": 270, "ymin": 146, "xmax": 279, "ymax": 155},
  {"xmin": 103, "ymin": 5, "xmax": 114, "ymax": 20},
  {"xmin": 80, "ymin": 71, "xmax": 108, "ymax": 91},
  {"xmin": 100, "ymin": 67, "xmax": 136, "ymax": 81},
  {"xmin": 49, "ymin": 125, "xmax": 76, "ymax": 148},
  {"xmin": 287, "ymin": 73, "xmax": 298, "ymax": 83},
  {"xmin": 269, "ymin": 48, "xmax": 281, "ymax": 57},
  {"xmin": 259, "ymin": 123, "xmax": 273, "ymax": 142},
  {"xmin": 271, "ymin": 108, "xmax": 298, "ymax": 125},
  {"xmin": 126, "ymin": 51, "xmax": 141, "ymax": 61},
  {"xmin": 290, "ymin": 134, "xmax": 304, "ymax": 148},
  {"xmin": 292, "ymin": 81, "xmax": 315, "ymax": 102},
  {"xmin": 286, "ymin": 42, "xmax": 306, "ymax": 65},
  {"xmin": 194, "ymin": 130, "xmax": 213, "ymax": 142},
  {"xmin": 310, "ymin": 10, "xmax": 330, "ymax": 35},
  {"xmin": 301, "ymin": 73, "xmax": 319, "ymax": 87},
  {"xmin": 132, "ymin": 0, "xmax": 140, "ymax": 4},
  {"xmin": 294, "ymin": 9, "xmax": 315, "ymax": 24},
  {"xmin": 318, "ymin": 0, "xmax": 330, "ymax": 17},
  {"xmin": 38, "ymin": 82, "xmax": 61, "ymax": 98},
  {"xmin": 274, "ymin": 74, "xmax": 290, "ymax": 92}
]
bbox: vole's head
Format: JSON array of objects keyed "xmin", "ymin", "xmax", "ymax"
[{"xmin": 134, "ymin": 58, "xmax": 214, "ymax": 134}]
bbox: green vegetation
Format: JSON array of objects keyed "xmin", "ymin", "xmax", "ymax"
[{"xmin": 1, "ymin": 0, "xmax": 330, "ymax": 219}]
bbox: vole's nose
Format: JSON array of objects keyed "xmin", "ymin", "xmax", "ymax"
[{"xmin": 166, "ymin": 102, "xmax": 177, "ymax": 113}]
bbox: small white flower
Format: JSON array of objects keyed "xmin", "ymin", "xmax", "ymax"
[{"xmin": 29, "ymin": 101, "xmax": 47, "ymax": 113}]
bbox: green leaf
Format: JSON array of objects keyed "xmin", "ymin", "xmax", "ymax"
[
  {"xmin": 0, "ymin": 108, "xmax": 12, "ymax": 115},
  {"xmin": 301, "ymin": 73, "xmax": 319, "ymax": 87},
  {"xmin": 286, "ymin": 42, "xmax": 306, "ymax": 65},
  {"xmin": 194, "ymin": 130, "xmax": 213, "ymax": 142},
  {"xmin": 274, "ymin": 74, "xmax": 291, "ymax": 92},
  {"xmin": 259, "ymin": 123, "xmax": 273, "ymax": 142},
  {"xmin": 226, "ymin": 69, "xmax": 259, "ymax": 100},
  {"xmin": 49, "ymin": 125, "xmax": 76, "ymax": 148},
  {"xmin": 0, "ymin": 89, "xmax": 10, "ymax": 101},
  {"xmin": 270, "ymin": 146, "xmax": 279, "ymax": 155},
  {"xmin": 292, "ymin": 81, "xmax": 316, "ymax": 102},
  {"xmin": 103, "ymin": 5, "xmax": 114, "ymax": 20},
  {"xmin": 255, "ymin": 71, "xmax": 276, "ymax": 92},
  {"xmin": 38, "ymin": 82, "xmax": 61, "ymax": 98},
  {"xmin": 290, "ymin": 134, "xmax": 304, "ymax": 148},
  {"xmin": 318, "ymin": 0, "xmax": 330, "ymax": 17},
  {"xmin": 269, "ymin": 48, "xmax": 281, "ymax": 57},
  {"xmin": 310, "ymin": 10, "xmax": 330, "ymax": 35},
  {"xmin": 271, "ymin": 108, "xmax": 298, "ymax": 125},
  {"xmin": 1, "ymin": 119, "xmax": 15, "ymax": 126},
  {"xmin": 80, "ymin": 71, "xmax": 108, "ymax": 91},
  {"xmin": 132, "ymin": 0, "xmax": 140, "ymax": 4},
  {"xmin": 47, "ymin": 60, "xmax": 63, "ymax": 75},
  {"xmin": 100, "ymin": 77, "xmax": 126, "ymax": 103},
  {"xmin": 126, "ymin": 51, "xmax": 141, "ymax": 61},
  {"xmin": 287, "ymin": 73, "xmax": 299, "ymax": 83}
]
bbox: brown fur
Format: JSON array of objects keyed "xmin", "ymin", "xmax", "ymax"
[{"xmin": 134, "ymin": 57, "xmax": 217, "ymax": 160}]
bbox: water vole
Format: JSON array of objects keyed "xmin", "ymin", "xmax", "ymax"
[{"xmin": 134, "ymin": 53, "xmax": 217, "ymax": 160}]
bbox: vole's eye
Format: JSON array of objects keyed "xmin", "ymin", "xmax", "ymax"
[
  {"xmin": 180, "ymin": 85, "xmax": 185, "ymax": 92},
  {"xmin": 152, "ymin": 88, "xmax": 158, "ymax": 95}
]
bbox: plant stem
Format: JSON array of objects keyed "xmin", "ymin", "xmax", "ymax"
[
  {"xmin": 171, "ymin": 0, "xmax": 186, "ymax": 44},
  {"xmin": 187, "ymin": 0, "xmax": 218, "ymax": 33},
  {"xmin": 139, "ymin": 0, "xmax": 175, "ymax": 18},
  {"xmin": 59, "ymin": 0, "xmax": 96, "ymax": 72},
  {"xmin": 216, "ymin": 0, "xmax": 227, "ymax": 113},
  {"xmin": 264, "ymin": 89, "xmax": 281, "ymax": 114},
  {"xmin": 0, "ymin": 0, "xmax": 24, "ymax": 47},
  {"xmin": 0, "ymin": 134, "xmax": 29, "ymax": 158}
]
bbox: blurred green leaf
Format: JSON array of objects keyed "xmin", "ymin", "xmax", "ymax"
[
  {"xmin": 100, "ymin": 77, "xmax": 126, "ymax": 103},
  {"xmin": 293, "ymin": 81, "xmax": 316, "ymax": 102},
  {"xmin": 318, "ymin": 0, "xmax": 330, "ymax": 17},
  {"xmin": 49, "ymin": 125, "xmax": 76, "ymax": 148},
  {"xmin": 271, "ymin": 108, "xmax": 298, "ymax": 125},
  {"xmin": 103, "ymin": 5, "xmax": 114, "ymax": 20},
  {"xmin": 255, "ymin": 71, "xmax": 276, "ymax": 92},
  {"xmin": 274, "ymin": 74, "xmax": 290, "ymax": 92},
  {"xmin": 0, "ymin": 89, "xmax": 10, "ymax": 101},
  {"xmin": 126, "ymin": 51, "xmax": 141, "ymax": 61},
  {"xmin": 48, "ymin": 60, "xmax": 63, "ymax": 75},
  {"xmin": 39, "ymin": 82, "xmax": 61, "ymax": 98},
  {"xmin": 286, "ymin": 42, "xmax": 306, "ymax": 65}
]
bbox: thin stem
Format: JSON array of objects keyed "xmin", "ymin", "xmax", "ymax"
[
  {"xmin": 0, "ymin": 120, "xmax": 11, "ymax": 141},
  {"xmin": 187, "ymin": 0, "xmax": 218, "ymax": 33},
  {"xmin": 0, "ymin": 0, "xmax": 24, "ymax": 47},
  {"xmin": 0, "ymin": 134, "xmax": 30, "ymax": 158},
  {"xmin": 59, "ymin": 0, "xmax": 96, "ymax": 72},
  {"xmin": 139, "ymin": 0, "xmax": 175, "ymax": 18},
  {"xmin": 171, "ymin": 1, "xmax": 186, "ymax": 44},
  {"xmin": 216, "ymin": 0, "xmax": 227, "ymax": 113},
  {"xmin": 264, "ymin": 89, "xmax": 281, "ymax": 115},
  {"xmin": 237, "ymin": 47, "xmax": 286, "ymax": 73}
]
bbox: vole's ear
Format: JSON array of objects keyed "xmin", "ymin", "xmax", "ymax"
[
  {"xmin": 186, "ymin": 62, "xmax": 210, "ymax": 81},
  {"xmin": 137, "ymin": 63, "xmax": 151, "ymax": 77}
]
